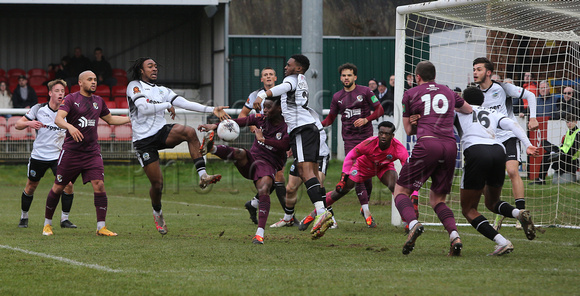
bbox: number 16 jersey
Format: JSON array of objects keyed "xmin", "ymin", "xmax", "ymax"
[
  {"xmin": 402, "ymin": 83, "xmax": 465, "ymax": 142},
  {"xmin": 454, "ymin": 105, "xmax": 507, "ymax": 151}
]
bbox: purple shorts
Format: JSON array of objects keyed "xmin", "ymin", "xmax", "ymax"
[
  {"xmin": 237, "ymin": 149, "xmax": 277, "ymax": 182},
  {"xmin": 55, "ymin": 149, "xmax": 104, "ymax": 185},
  {"xmin": 396, "ymin": 138, "xmax": 457, "ymax": 194}
]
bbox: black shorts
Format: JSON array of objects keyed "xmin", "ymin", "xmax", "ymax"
[
  {"xmin": 27, "ymin": 158, "xmax": 58, "ymax": 182},
  {"xmin": 461, "ymin": 144, "xmax": 506, "ymax": 190},
  {"xmin": 502, "ymin": 137, "xmax": 521, "ymax": 162},
  {"xmin": 289, "ymin": 154, "xmax": 330, "ymax": 177},
  {"xmin": 289, "ymin": 124, "xmax": 319, "ymax": 163},
  {"xmin": 133, "ymin": 124, "xmax": 176, "ymax": 167}
]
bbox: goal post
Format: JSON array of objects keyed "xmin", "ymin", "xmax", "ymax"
[{"xmin": 394, "ymin": 0, "xmax": 580, "ymax": 229}]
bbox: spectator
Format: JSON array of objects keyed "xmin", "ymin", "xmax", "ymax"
[
  {"xmin": 54, "ymin": 56, "xmax": 71, "ymax": 80},
  {"xmin": 380, "ymin": 75, "xmax": 395, "ymax": 116},
  {"xmin": 536, "ymin": 80, "xmax": 559, "ymax": 119},
  {"xmin": 559, "ymin": 86, "xmax": 580, "ymax": 119},
  {"xmin": 491, "ymin": 74, "xmax": 502, "ymax": 82},
  {"xmin": 405, "ymin": 73, "xmax": 415, "ymax": 91},
  {"xmin": 91, "ymin": 47, "xmax": 117, "ymax": 88},
  {"xmin": 530, "ymin": 114, "xmax": 580, "ymax": 185},
  {"xmin": 0, "ymin": 81, "xmax": 12, "ymax": 113},
  {"xmin": 376, "ymin": 79, "xmax": 388, "ymax": 101},
  {"xmin": 66, "ymin": 47, "xmax": 91, "ymax": 86},
  {"xmin": 11, "ymin": 75, "xmax": 37, "ymax": 109},
  {"xmin": 504, "ymin": 78, "xmax": 514, "ymax": 84},
  {"xmin": 522, "ymin": 72, "xmax": 538, "ymax": 96},
  {"xmin": 368, "ymin": 79, "xmax": 378, "ymax": 96}
]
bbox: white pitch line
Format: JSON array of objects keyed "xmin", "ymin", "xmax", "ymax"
[{"xmin": 0, "ymin": 244, "xmax": 124, "ymax": 273}]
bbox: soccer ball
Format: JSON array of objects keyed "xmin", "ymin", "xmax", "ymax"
[{"xmin": 216, "ymin": 119, "xmax": 240, "ymax": 141}]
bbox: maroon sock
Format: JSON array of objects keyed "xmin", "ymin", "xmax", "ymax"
[
  {"xmin": 257, "ymin": 194, "xmax": 270, "ymax": 229},
  {"xmin": 355, "ymin": 182, "xmax": 369, "ymax": 206},
  {"xmin": 214, "ymin": 145, "xmax": 234, "ymax": 160},
  {"xmin": 434, "ymin": 202, "xmax": 457, "ymax": 235},
  {"xmin": 94, "ymin": 192, "xmax": 108, "ymax": 222},
  {"xmin": 395, "ymin": 194, "xmax": 417, "ymax": 223},
  {"xmin": 44, "ymin": 189, "xmax": 61, "ymax": 220}
]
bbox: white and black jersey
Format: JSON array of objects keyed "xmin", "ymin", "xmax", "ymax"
[
  {"xmin": 127, "ymin": 80, "xmax": 179, "ymax": 142},
  {"xmin": 269, "ymin": 74, "xmax": 316, "ymax": 133},
  {"xmin": 480, "ymin": 81, "xmax": 536, "ymax": 143},
  {"xmin": 24, "ymin": 103, "xmax": 66, "ymax": 161},
  {"xmin": 244, "ymin": 87, "xmax": 265, "ymax": 114},
  {"xmin": 454, "ymin": 106, "xmax": 507, "ymax": 151}
]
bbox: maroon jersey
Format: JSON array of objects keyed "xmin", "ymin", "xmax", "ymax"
[
  {"xmin": 59, "ymin": 92, "xmax": 110, "ymax": 153},
  {"xmin": 329, "ymin": 85, "xmax": 380, "ymax": 143},
  {"xmin": 402, "ymin": 83, "xmax": 465, "ymax": 142},
  {"xmin": 233, "ymin": 114, "xmax": 289, "ymax": 171}
]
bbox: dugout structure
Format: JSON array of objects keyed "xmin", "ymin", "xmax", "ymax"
[{"xmin": 394, "ymin": 0, "xmax": 580, "ymax": 228}]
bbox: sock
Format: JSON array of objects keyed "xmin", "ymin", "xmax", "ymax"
[
  {"xmin": 515, "ymin": 198, "xmax": 525, "ymax": 210},
  {"xmin": 314, "ymin": 202, "xmax": 325, "ymax": 214},
  {"xmin": 61, "ymin": 192, "xmax": 74, "ymax": 213},
  {"xmin": 152, "ymin": 202, "xmax": 162, "ymax": 212},
  {"xmin": 493, "ymin": 234, "xmax": 509, "ymax": 246},
  {"xmin": 61, "ymin": 212, "xmax": 69, "ymax": 222},
  {"xmin": 94, "ymin": 192, "xmax": 108, "ymax": 224},
  {"xmin": 256, "ymin": 227, "xmax": 264, "ymax": 238},
  {"xmin": 434, "ymin": 202, "xmax": 457, "ymax": 235},
  {"xmin": 364, "ymin": 178, "xmax": 373, "ymax": 199},
  {"xmin": 394, "ymin": 193, "xmax": 417, "ymax": 224},
  {"xmin": 275, "ymin": 182, "xmax": 287, "ymax": 212},
  {"xmin": 471, "ymin": 215, "xmax": 498, "ymax": 241},
  {"xmin": 44, "ymin": 218, "xmax": 52, "ymax": 226},
  {"xmin": 408, "ymin": 220, "xmax": 418, "ymax": 230},
  {"xmin": 512, "ymin": 209, "xmax": 521, "ymax": 219},
  {"xmin": 193, "ymin": 157, "xmax": 207, "ymax": 177},
  {"xmin": 361, "ymin": 204, "xmax": 370, "ymax": 218},
  {"xmin": 355, "ymin": 182, "xmax": 369, "ymax": 207},
  {"xmin": 450, "ymin": 230, "xmax": 460, "ymax": 242},
  {"xmin": 21, "ymin": 211, "xmax": 29, "ymax": 220},
  {"xmin": 97, "ymin": 221, "xmax": 106, "ymax": 230},
  {"xmin": 153, "ymin": 209, "xmax": 162, "ymax": 217},
  {"xmin": 257, "ymin": 194, "xmax": 270, "ymax": 229},
  {"xmin": 44, "ymin": 189, "xmax": 60, "ymax": 221},
  {"xmin": 283, "ymin": 213, "xmax": 294, "ymax": 221},
  {"xmin": 21, "ymin": 191, "xmax": 34, "ymax": 212},
  {"xmin": 494, "ymin": 200, "xmax": 517, "ymax": 218},
  {"xmin": 325, "ymin": 191, "xmax": 336, "ymax": 207},
  {"xmin": 305, "ymin": 177, "xmax": 323, "ymax": 205},
  {"xmin": 250, "ymin": 195, "xmax": 259, "ymax": 208},
  {"xmin": 210, "ymin": 146, "xmax": 217, "ymax": 154},
  {"xmin": 327, "ymin": 207, "xmax": 334, "ymax": 217}
]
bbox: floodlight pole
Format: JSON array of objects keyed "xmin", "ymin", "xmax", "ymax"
[{"xmin": 302, "ymin": 0, "xmax": 324, "ymax": 118}]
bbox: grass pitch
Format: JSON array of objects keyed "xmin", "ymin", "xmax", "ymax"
[{"xmin": 0, "ymin": 161, "xmax": 578, "ymax": 295}]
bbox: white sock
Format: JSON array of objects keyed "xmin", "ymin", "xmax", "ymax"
[
  {"xmin": 512, "ymin": 209, "xmax": 520, "ymax": 219},
  {"xmin": 408, "ymin": 220, "xmax": 418, "ymax": 230},
  {"xmin": 450, "ymin": 230, "xmax": 460, "ymax": 242},
  {"xmin": 493, "ymin": 234, "xmax": 508, "ymax": 245},
  {"xmin": 44, "ymin": 218, "xmax": 52, "ymax": 226},
  {"xmin": 61, "ymin": 212, "xmax": 69, "ymax": 222},
  {"xmin": 97, "ymin": 221, "xmax": 106, "ymax": 230},
  {"xmin": 153, "ymin": 209, "xmax": 162, "ymax": 216},
  {"xmin": 250, "ymin": 198, "xmax": 259, "ymax": 208},
  {"xmin": 21, "ymin": 211, "xmax": 28, "ymax": 219},
  {"xmin": 198, "ymin": 169, "xmax": 207, "ymax": 177},
  {"xmin": 283, "ymin": 213, "xmax": 293, "ymax": 221},
  {"xmin": 314, "ymin": 201, "xmax": 325, "ymax": 214},
  {"xmin": 361, "ymin": 204, "xmax": 371, "ymax": 218},
  {"xmin": 255, "ymin": 227, "xmax": 264, "ymax": 237}
]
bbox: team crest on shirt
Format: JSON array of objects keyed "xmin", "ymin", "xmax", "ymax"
[
  {"xmin": 133, "ymin": 86, "xmax": 140, "ymax": 94},
  {"xmin": 93, "ymin": 102, "xmax": 99, "ymax": 109},
  {"xmin": 143, "ymin": 152, "xmax": 150, "ymax": 161},
  {"xmin": 159, "ymin": 89, "xmax": 164, "ymax": 96},
  {"xmin": 351, "ymin": 170, "xmax": 358, "ymax": 176},
  {"xmin": 246, "ymin": 98, "xmax": 250, "ymax": 104},
  {"xmin": 492, "ymin": 91, "xmax": 499, "ymax": 97},
  {"xmin": 30, "ymin": 170, "xmax": 36, "ymax": 177},
  {"xmin": 276, "ymin": 132, "xmax": 282, "ymax": 140},
  {"xmin": 357, "ymin": 95, "xmax": 364, "ymax": 102},
  {"xmin": 387, "ymin": 154, "xmax": 393, "ymax": 160},
  {"xmin": 57, "ymin": 174, "xmax": 63, "ymax": 182}
]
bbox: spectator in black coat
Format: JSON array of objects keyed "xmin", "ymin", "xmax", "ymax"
[{"xmin": 11, "ymin": 75, "xmax": 37, "ymax": 108}]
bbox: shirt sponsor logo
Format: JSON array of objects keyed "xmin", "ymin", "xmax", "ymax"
[
  {"xmin": 78, "ymin": 116, "xmax": 96, "ymax": 128},
  {"xmin": 344, "ymin": 108, "xmax": 361, "ymax": 119}
]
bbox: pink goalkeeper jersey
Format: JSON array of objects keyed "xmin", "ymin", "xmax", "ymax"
[{"xmin": 342, "ymin": 136, "xmax": 408, "ymax": 173}]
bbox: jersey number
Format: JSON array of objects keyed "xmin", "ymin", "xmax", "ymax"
[
  {"xmin": 420, "ymin": 94, "xmax": 449, "ymax": 115},
  {"xmin": 472, "ymin": 110, "xmax": 491, "ymax": 128}
]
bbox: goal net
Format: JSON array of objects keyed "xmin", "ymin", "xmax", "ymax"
[{"xmin": 394, "ymin": 0, "xmax": 580, "ymax": 228}]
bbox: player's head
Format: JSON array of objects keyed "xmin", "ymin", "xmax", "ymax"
[
  {"xmin": 377, "ymin": 121, "xmax": 395, "ymax": 147},
  {"xmin": 415, "ymin": 61, "xmax": 436, "ymax": 83},
  {"xmin": 472, "ymin": 57, "xmax": 494, "ymax": 84},
  {"xmin": 462, "ymin": 86, "xmax": 484, "ymax": 106},
  {"xmin": 338, "ymin": 63, "xmax": 358, "ymax": 89},
  {"xmin": 78, "ymin": 71, "xmax": 97, "ymax": 95},
  {"xmin": 263, "ymin": 95, "xmax": 282, "ymax": 120},
  {"xmin": 285, "ymin": 54, "xmax": 310, "ymax": 76},
  {"xmin": 261, "ymin": 67, "xmax": 277, "ymax": 89},
  {"xmin": 130, "ymin": 57, "xmax": 157, "ymax": 82},
  {"xmin": 47, "ymin": 79, "xmax": 67, "ymax": 105}
]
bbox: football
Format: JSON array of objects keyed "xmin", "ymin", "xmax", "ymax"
[{"xmin": 216, "ymin": 119, "xmax": 240, "ymax": 141}]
